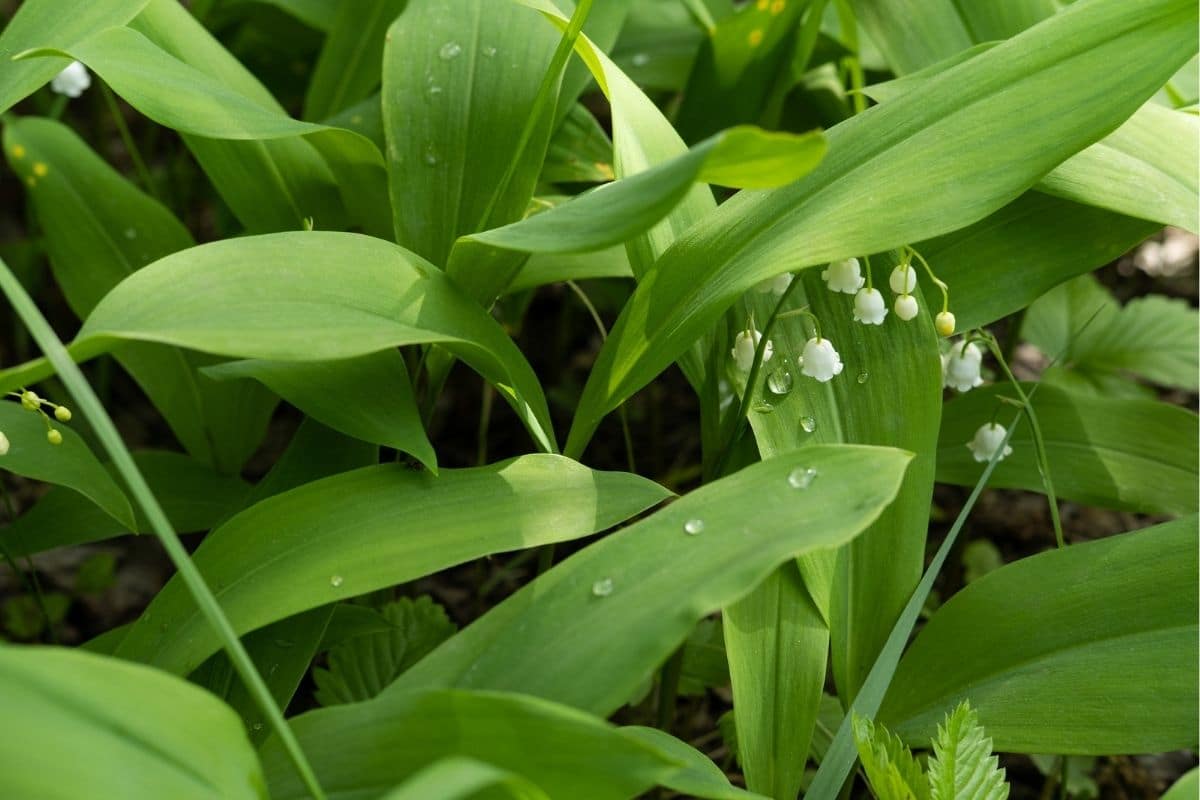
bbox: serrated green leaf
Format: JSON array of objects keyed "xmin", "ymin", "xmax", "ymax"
[
  {"xmin": 927, "ymin": 703, "xmax": 1008, "ymax": 800},
  {"xmin": 852, "ymin": 714, "xmax": 930, "ymax": 800},
  {"xmin": 314, "ymin": 596, "xmax": 457, "ymax": 706}
]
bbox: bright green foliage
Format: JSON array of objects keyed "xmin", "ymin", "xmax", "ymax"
[
  {"xmin": 927, "ymin": 704, "xmax": 1009, "ymax": 800},
  {"xmin": 314, "ymin": 596, "xmax": 457, "ymax": 706},
  {"xmin": 853, "ymin": 715, "xmax": 931, "ymax": 800}
]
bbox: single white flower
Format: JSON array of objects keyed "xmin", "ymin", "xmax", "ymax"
[
  {"xmin": 50, "ymin": 61, "xmax": 91, "ymax": 98},
  {"xmin": 894, "ymin": 293, "xmax": 919, "ymax": 321},
  {"xmin": 935, "ymin": 310, "xmax": 956, "ymax": 338},
  {"xmin": 821, "ymin": 258, "xmax": 864, "ymax": 294},
  {"xmin": 852, "ymin": 287, "xmax": 887, "ymax": 325},
  {"xmin": 942, "ymin": 340, "xmax": 984, "ymax": 392},
  {"xmin": 731, "ymin": 329, "xmax": 773, "ymax": 372},
  {"xmin": 967, "ymin": 422, "xmax": 1012, "ymax": 463},
  {"xmin": 889, "ymin": 265, "xmax": 917, "ymax": 294},
  {"xmin": 0, "ymin": 430, "xmax": 8, "ymax": 456},
  {"xmin": 754, "ymin": 272, "xmax": 793, "ymax": 295},
  {"xmin": 800, "ymin": 337, "xmax": 843, "ymax": 382}
]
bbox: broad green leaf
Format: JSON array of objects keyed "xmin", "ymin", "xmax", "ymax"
[
  {"xmin": 225, "ymin": 0, "xmax": 336, "ymax": 32},
  {"xmin": 203, "ymin": 351, "xmax": 437, "ymax": 471},
  {"xmin": 377, "ymin": 757, "xmax": 550, "ymax": 800},
  {"xmin": 674, "ymin": 0, "xmax": 804, "ymax": 141},
  {"xmin": 542, "ymin": 102, "xmax": 616, "ymax": 184},
  {"xmin": 926, "ymin": 703, "xmax": 1008, "ymax": 800},
  {"xmin": 565, "ymin": 0, "xmax": 1197, "ymax": 456},
  {"xmin": 1164, "ymin": 768, "xmax": 1199, "ymax": 800},
  {"xmin": 113, "ymin": 455, "xmax": 670, "ymax": 675},
  {"xmin": 243, "ymin": 417, "xmax": 379, "ymax": 507},
  {"xmin": 724, "ymin": 561, "xmax": 828, "ymax": 800},
  {"xmin": 382, "ymin": 0, "xmax": 560, "ymax": 267},
  {"xmin": 313, "ymin": 596, "xmax": 456, "ymax": 705},
  {"xmin": 318, "ymin": 604, "xmax": 400, "ymax": 651},
  {"xmin": 879, "ymin": 518, "xmax": 1199, "ymax": 754},
  {"xmin": 1022, "ymin": 275, "xmax": 1199, "ymax": 392},
  {"xmin": 63, "ymin": 232, "xmax": 557, "ymax": 453},
  {"xmin": 259, "ymin": 689, "xmax": 680, "ymax": 800},
  {"xmin": 0, "ymin": 646, "xmax": 264, "ymax": 800},
  {"xmin": 937, "ymin": 384, "xmax": 1198, "ymax": 516},
  {"xmin": 916, "ymin": 192, "xmax": 1158, "ymax": 332},
  {"xmin": 129, "ymin": 0, "xmax": 387, "ymax": 235},
  {"xmin": 191, "ymin": 606, "xmax": 334, "ymax": 745},
  {"xmin": 509, "ymin": 245, "xmax": 633, "ymax": 293},
  {"xmin": 303, "ymin": 0, "xmax": 405, "ymax": 121},
  {"xmin": 388, "ymin": 444, "xmax": 911, "ymax": 715},
  {"xmin": 622, "ymin": 726, "xmax": 768, "ymax": 800},
  {"xmin": 0, "ymin": 400, "xmax": 134, "ymax": 529},
  {"xmin": 853, "ymin": 715, "xmax": 930, "ymax": 800},
  {"xmin": 2, "ymin": 115, "xmax": 276, "ymax": 473},
  {"xmin": 0, "ymin": 451, "xmax": 250, "ymax": 558},
  {"xmin": 0, "ymin": 0, "xmax": 149, "ymax": 114}
]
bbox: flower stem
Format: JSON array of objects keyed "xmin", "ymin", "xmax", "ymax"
[{"xmin": 99, "ymin": 82, "xmax": 161, "ymax": 203}]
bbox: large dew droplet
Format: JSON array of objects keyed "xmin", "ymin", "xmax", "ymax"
[
  {"xmin": 766, "ymin": 366, "xmax": 794, "ymax": 395},
  {"xmin": 787, "ymin": 467, "xmax": 818, "ymax": 489},
  {"xmin": 439, "ymin": 41, "xmax": 462, "ymax": 60},
  {"xmin": 683, "ymin": 518, "xmax": 705, "ymax": 536},
  {"xmin": 591, "ymin": 577, "xmax": 614, "ymax": 597},
  {"xmin": 800, "ymin": 415, "xmax": 816, "ymax": 433}
]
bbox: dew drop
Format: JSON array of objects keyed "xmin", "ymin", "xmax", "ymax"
[
  {"xmin": 631, "ymin": 52, "xmax": 650, "ymax": 67},
  {"xmin": 482, "ymin": 45, "xmax": 498, "ymax": 57},
  {"xmin": 591, "ymin": 577, "xmax": 614, "ymax": 597},
  {"xmin": 766, "ymin": 366, "xmax": 793, "ymax": 395},
  {"xmin": 424, "ymin": 83, "xmax": 444, "ymax": 100},
  {"xmin": 800, "ymin": 415, "xmax": 816, "ymax": 433},
  {"xmin": 857, "ymin": 371, "xmax": 869, "ymax": 384},
  {"xmin": 251, "ymin": 722, "xmax": 264, "ymax": 731},
  {"xmin": 123, "ymin": 227, "xmax": 137, "ymax": 240},
  {"xmin": 329, "ymin": 575, "xmax": 344, "ymax": 588},
  {"xmin": 683, "ymin": 518, "xmax": 705, "ymax": 536},
  {"xmin": 423, "ymin": 146, "xmax": 440, "ymax": 166},
  {"xmin": 787, "ymin": 466, "xmax": 818, "ymax": 489},
  {"xmin": 439, "ymin": 41, "xmax": 463, "ymax": 60},
  {"xmin": 753, "ymin": 402, "xmax": 775, "ymax": 414}
]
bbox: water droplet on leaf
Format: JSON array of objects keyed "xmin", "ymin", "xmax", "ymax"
[
  {"xmin": 787, "ymin": 467, "xmax": 818, "ymax": 489},
  {"xmin": 439, "ymin": 41, "xmax": 462, "ymax": 60},
  {"xmin": 800, "ymin": 415, "xmax": 816, "ymax": 433},
  {"xmin": 766, "ymin": 367, "xmax": 794, "ymax": 395},
  {"xmin": 123, "ymin": 228, "xmax": 137, "ymax": 239},
  {"xmin": 329, "ymin": 575, "xmax": 344, "ymax": 588},
  {"xmin": 857, "ymin": 371, "xmax": 869, "ymax": 384},
  {"xmin": 591, "ymin": 577, "xmax": 614, "ymax": 597},
  {"xmin": 683, "ymin": 518, "xmax": 705, "ymax": 536},
  {"xmin": 631, "ymin": 52, "xmax": 650, "ymax": 66},
  {"xmin": 423, "ymin": 147, "xmax": 440, "ymax": 166},
  {"xmin": 482, "ymin": 45, "xmax": 497, "ymax": 57}
]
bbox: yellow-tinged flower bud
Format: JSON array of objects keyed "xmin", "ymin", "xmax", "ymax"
[
  {"xmin": 935, "ymin": 311, "xmax": 956, "ymax": 338},
  {"xmin": 46, "ymin": 429, "xmax": 63, "ymax": 445},
  {"xmin": 20, "ymin": 390, "xmax": 40, "ymax": 411},
  {"xmin": 54, "ymin": 405, "xmax": 72, "ymax": 422}
]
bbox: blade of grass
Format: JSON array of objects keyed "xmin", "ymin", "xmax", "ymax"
[{"xmin": 0, "ymin": 257, "xmax": 328, "ymax": 800}]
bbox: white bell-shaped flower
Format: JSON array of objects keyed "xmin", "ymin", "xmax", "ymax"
[
  {"xmin": 0, "ymin": 430, "xmax": 8, "ymax": 456},
  {"xmin": 942, "ymin": 341, "xmax": 984, "ymax": 392},
  {"xmin": 967, "ymin": 423, "xmax": 1012, "ymax": 463},
  {"xmin": 754, "ymin": 272, "xmax": 793, "ymax": 295},
  {"xmin": 821, "ymin": 258, "xmax": 864, "ymax": 294},
  {"xmin": 50, "ymin": 61, "xmax": 91, "ymax": 98},
  {"xmin": 731, "ymin": 329, "xmax": 773, "ymax": 372},
  {"xmin": 889, "ymin": 265, "xmax": 917, "ymax": 294},
  {"xmin": 852, "ymin": 287, "xmax": 887, "ymax": 325},
  {"xmin": 894, "ymin": 294, "xmax": 919, "ymax": 321},
  {"xmin": 800, "ymin": 337, "xmax": 843, "ymax": 382}
]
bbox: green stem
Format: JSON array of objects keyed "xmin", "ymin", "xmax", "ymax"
[
  {"xmin": 99, "ymin": 82, "xmax": 161, "ymax": 203},
  {"xmin": 655, "ymin": 645, "xmax": 686, "ymax": 732},
  {"xmin": 0, "ymin": 257, "xmax": 328, "ymax": 800}
]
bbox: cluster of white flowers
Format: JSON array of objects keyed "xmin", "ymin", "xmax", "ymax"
[
  {"xmin": 50, "ymin": 61, "xmax": 91, "ymax": 98},
  {"xmin": 820, "ymin": 253, "xmax": 957, "ymax": 339}
]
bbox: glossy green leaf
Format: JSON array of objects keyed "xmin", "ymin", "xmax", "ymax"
[
  {"xmin": 566, "ymin": 0, "xmax": 1197, "ymax": 456},
  {"xmin": 622, "ymin": 726, "xmax": 767, "ymax": 800},
  {"xmin": 303, "ymin": 0, "xmax": 405, "ymax": 121},
  {"xmin": 203, "ymin": 351, "xmax": 437, "ymax": 471},
  {"xmin": 509, "ymin": 245, "xmax": 633, "ymax": 293},
  {"xmin": 0, "ymin": 646, "xmax": 265, "ymax": 800},
  {"xmin": 64, "ymin": 231, "xmax": 556, "ymax": 453},
  {"xmin": 1164, "ymin": 768, "xmax": 1199, "ymax": 800},
  {"xmin": 377, "ymin": 757, "xmax": 550, "ymax": 800},
  {"xmin": 542, "ymin": 102, "xmax": 616, "ymax": 184},
  {"xmin": 388, "ymin": 444, "xmax": 911, "ymax": 715},
  {"xmin": 0, "ymin": 451, "xmax": 249, "ymax": 558},
  {"xmin": 1022, "ymin": 274, "xmax": 1199, "ymax": 392},
  {"xmin": 0, "ymin": 400, "xmax": 134, "ymax": 529},
  {"xmin": 113, "ymin": 455, "xmax": 670, "ymax": 675},
  {"xmin": 243, "ymin": 417, "xmax": 380, "ymax": 507},
  {"xmin": 2, "ymin": 115, "xmax": 276, "ymax": 473},
  {"xmin": 313, "ymin": 596, "xmax": 456, "ymax": 706},
  {"xmin": 0, "ymin": 0, "xmax": 149, "ymax": 114},
  {"xmin": 937, "ymin": 383, "xmax": 1198, "ymax": 516},
  {"xmin": 382, "ymin": 0, "xmax": 560, "ymax": 267},
  {"xmin": 260, "ymin": 689, "xmax": 680, "ymax": 800},
  {"xmin": 880, "ymin": 518, "xmax": 1199, "ymax": 754}
]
